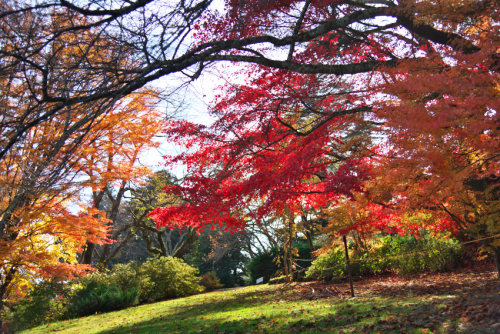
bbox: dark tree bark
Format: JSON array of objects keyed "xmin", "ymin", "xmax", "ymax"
[{"xmin": 172, "ymin": 228, "xmax": 199, "ymax": 259}]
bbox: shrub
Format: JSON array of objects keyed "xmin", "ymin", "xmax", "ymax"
[
  {"xmin": 306, "ymin": 233, "xmax": 466, "ymax": 279},
  {"xmin": 9, "ymin": 257, "xmax": 206, "ymax": 325},
  {"xmin": 66, "ymin": 281, "xmax": 139, "ymax": 317},
  {"xmin": 136, "ymin": 257, "xmax": 204, "ymax": 301},
  {"xmin": 379, "ymin": 234, "xmax": 465, "ymax": 275},
  {"xmin": 199, "ymin": 271, "xmax": 223, "ymax": 292},
  {"xmin": 78, "ymin": 256, "xmax": 203, "ymax": 303},
  {"xmin": 8, "ymin": 281, "xmax": 67, "ymax": 332},
  {"xmin": 82, "ymin": 262, "xmax": 142, "ymax": 293},
  {"xmin": 305, "ymin": 247, "xmax": 345, "ymax": 280}
]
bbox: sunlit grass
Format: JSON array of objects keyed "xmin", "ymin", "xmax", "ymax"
[{"xmin": 22, "ymin": 282, "xmax": 497, "ymax": 334}]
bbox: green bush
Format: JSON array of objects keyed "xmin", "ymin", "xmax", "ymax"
[
  {"xmin": 67, "ymin": 281, "xmax": 139, "ymax": 317},
  {"xmin": 9, "ymin": 257, "xmax": 205, "ymax": 326},
  {"xmin": 248, "ymin": 241, "xmax": 314, "ymax": 284},
  {"xmin": 79, "ymin": 257, "xmax": 203, "ymax": 303},
  {"xmin": 136, "ymin": 257, "xmax": 204, "ymax": 300},
  {"xmin": 82, "ymin": 262, "xmax": 142, "ymax": 293},
  {"xmin": 199, "ymin": 271, "xmax": 223, "ymax": 292},
  {"xmin": 379, "ymin": 234, "xmax": 464, "ymax": 275},
  {"xmin": 306, "ymin": 233, "xmax": 465, "ymax": 279},
  {"xmin": 8, "ymin": 281, "xmax": 67, "ymax": 332},
  {"xmin": 305, "ymin": 247, "xmax": 345, "ymax": 280}
]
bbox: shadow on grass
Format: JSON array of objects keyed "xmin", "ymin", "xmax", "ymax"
[
  {"xmin": 34, "ymin": 277, "xmax": 499, "ymax": 334},
  {"xmin": 88, "ymin": 291, "xmax": 471, "ymax": 334},
  {"xmin": 329, "ymin": 270, "xmax": 499, "ymax": 298}
]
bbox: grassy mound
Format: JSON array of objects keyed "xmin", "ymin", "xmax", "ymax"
[{"xmin": 21, "ymin": 268, "xmax": 499, "ymax": 334}]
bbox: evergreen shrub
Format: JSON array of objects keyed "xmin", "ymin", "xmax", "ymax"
[
  {"xmin": 248, "ymin": 241, "xmax": 314, "ymax": 284},
  {"xmin": 8, "ymin": 281, "xmax": 67, "ymax": 332},
  {"xmin": 306, "ymin": 233, "xmax": 465, "ymax": 279},
  {"xmin": 66, "ymin": 281, "xmax": 139, "ymax": 317}
]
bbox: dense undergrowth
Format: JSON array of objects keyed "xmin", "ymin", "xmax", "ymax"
[
  {"xmin": 306, "ymin": 234, "xmax": 466, "ymax": 280},
  {"xmin": 20, "ymin": 267, "xmax": 500, "ymax": 334},
  {"xmin": 5, "ymin": 257, "xmax": 203, "ymax": 333},
  {"xmin": 5, "ymin": 234, "xmax": 477, "ymax": 332}
]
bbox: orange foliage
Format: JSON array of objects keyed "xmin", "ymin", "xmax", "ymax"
[
  {"xmin": 369, "ymin": 2, "xmax": 500, "ymax": 247},
  {"xmin": 0, "ymin": 88, "xmax": 165, "ymax": 300}
]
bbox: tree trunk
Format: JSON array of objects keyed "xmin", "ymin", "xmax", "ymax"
[
  {"xmin": 301, "ymin": 216, "xmax": 316, "ymax": 256},
  {"xmin": 80, "ymin": 189, "xmax": 107, "ymax": 266},
  {"xmin": 0, "ymin": 268, "xmax": 17, "ymax": 334},
  {"xmin": 491, "ymin": 246, "xmax": 500, "ymax": 280},
  {"xmin": 173, "ymin": 228, "xmax": 199, "ymax": 259},
  {"xmin": 81, "ymin": 242, "xmax": 95, "ymax": 265},
  {"xmin": 283, "ymin": 243, "xmax": 290, "ymax": 283}
]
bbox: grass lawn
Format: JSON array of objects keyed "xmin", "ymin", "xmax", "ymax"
[{"xmin": 22, "ymin": 268, "xmax": 500, "ymax": 334}]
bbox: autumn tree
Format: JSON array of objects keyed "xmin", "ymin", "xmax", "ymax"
[
  {"xmin": 130, "ymin": 171, "xmax": 200, "ymax": 259},
  {"xmin": 148, "ymin": 0, "xmax": 500, "ymax": 274},
  {"xmin": 3, "ymin": 0, "xmax": 499, "ymax": 275},
  {"xmin": 1, "ymin": 0, "xmax": 485, "ymax": 161},
  {"xmin": 0, "ymin": 91, "xmax": 112, "ymax": 327},
  {"xmin": 0, "ymin": 87, "xmax": 166, "ymax": 330},
  {"xmin": 0, "ymin": 29, "xmax": 165, "ymax": 333},
  {"xmin": 368, "ymin": 3, "xmax": 500, "ymax": 274},
  {"xmin": 76, "ymin": 89, "xmax": 167, "ymax": 268}
]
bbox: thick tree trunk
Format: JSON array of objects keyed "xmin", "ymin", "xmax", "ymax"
[
  {"xmin": 173, "ymin": 228, "xmax": 199, "ymax": 259},
  {"xmin": 81, "ymin": 242, "xmax": 95, "ymax": 265}
]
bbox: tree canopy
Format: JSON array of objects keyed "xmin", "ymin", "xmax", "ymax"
[
  {"xmin": 145, "ymin": 0, "xmax": 500, "ymax": 273},
  {"xmin": 1, "ymin": 0, "xmax": 500, "ymax": 290}
]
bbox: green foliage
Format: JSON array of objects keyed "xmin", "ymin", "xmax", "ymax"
[
  {"xmin": 377, "ymin": 234, "xmax": 465, "ymax": 275},
  {"xmin": 248, "ymin": 247, "xmax": 280, "ymax": 284},
  {"xmin": 248, "ymin": 241, "xmax": 314, "ymax": 284},
  {"xmin": 305, "ymin": 247, "xmax": 346, "ymax": 280},
  {"xmin": 199, "ymin": 271, "xmax": 223, "ymax": 292},
  {"xmin": 10, "ymin": 256, "xmax": 204, "ymax": 327},
  {"xmin": 84, "ymin": 262, "xmax": 142, "ymax": 293},
  {"xmin": 136, "ymin": 257, "xmax": 204, "ymax": 300},
  {"xmin": 7, "ymin": 281, "xmax": 67, "ymax": 332},
  {"xmin": 66, "ymin": 281, "xmax": 139, "ymax": 317},
  {"xmin": 81, "ymin": 257, "xmax": 203, "ymax": 303},
  {"xmin": 306, "ymin": 234, "xmax": 466, "ymax": 279}
]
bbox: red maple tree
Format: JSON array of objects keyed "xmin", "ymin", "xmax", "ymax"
[{"xmin": 147, "ymin": 0, "xmax": 500, "ymax": 274}]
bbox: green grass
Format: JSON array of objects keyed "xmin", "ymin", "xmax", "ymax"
[{"xmin": 21, "ymin": 277, "xmax": 499, "ymax": 334}]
